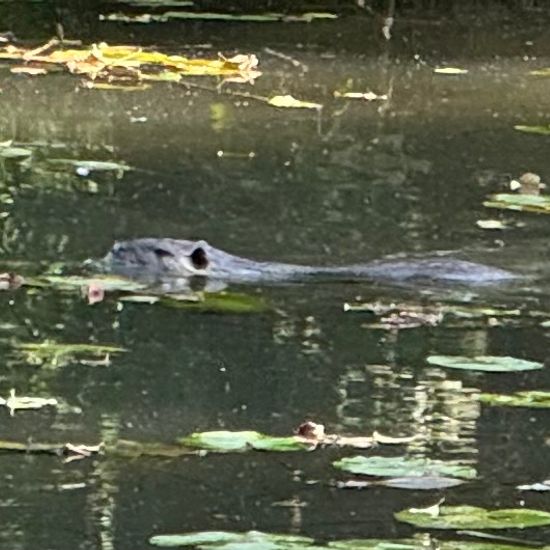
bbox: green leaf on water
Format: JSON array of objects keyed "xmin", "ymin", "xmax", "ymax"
[
  {"xmin": 161, "ymin": 292, "xmax": 268, "ymax": 313},
  {"xmin": 426, "ymin": 355, "xmax": 543, "ymax": 372},
  {"xmin": 338, "ymin": 476, "xmax": 466, "ymax": 490},
  {"xmin": 0, "ymin": 146, "xmax": 33, "ymax": 158},
  {"xmin": 484, "ymin": 193, "xmax": 550, "ymax": 214},
  {"xmin": 333, "ymin": 456, "xmax": 476, "ymax": 479},
  {"xmin": 395, "ymin": 505, "xmax": 550, "ymax": 529},
  {"xmin": 514, "ymin": 124, "xmax": 550, "ymax": 135},
  {"xmin": 150, "ymin": 530, "xmax": 317, "ymax": 548},
  {"xmin": 177, "ymin": 430, "xmax": 311, "ymax": 453},
  {"xmin": 479, "ymin": 391, "xmax": 550, "ymax": 408}
]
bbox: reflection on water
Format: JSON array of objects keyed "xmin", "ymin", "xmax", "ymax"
[{"xmin": 0, "ymin": 8, "xmax": 550, "ymax": 550}]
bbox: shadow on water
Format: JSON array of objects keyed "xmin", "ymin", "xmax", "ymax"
[{"xmin": 0, "ymin": 3, "xmax": 550, "ymax": 549}]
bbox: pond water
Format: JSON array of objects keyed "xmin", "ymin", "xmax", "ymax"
[{"xmin": 0, "ymin": 4, "xmax": 549, "ymax": 550}]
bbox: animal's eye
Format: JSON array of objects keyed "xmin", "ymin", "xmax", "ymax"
[
  {"xmin": 154, "ymin": 248, "xmax": 175, "ymax": 259},
  {"xmin": 190, "ymin": 246, "xmax": 209, "ymax": 270},
  {"xmin": 113, "ymin": 243, "xmax": 127, "ymax": 255}
]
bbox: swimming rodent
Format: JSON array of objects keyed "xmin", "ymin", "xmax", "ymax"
[{"xmin": 94, "ymin": 237, "xmax": 518, "ymax": 285}]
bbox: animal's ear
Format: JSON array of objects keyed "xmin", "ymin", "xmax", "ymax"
[
  {"xmin": 154, "ymin": 247, "xmax": 175, "ymax": 259},
  {"xmin": 190, "ymin": 241, "xmax": 209, "ymax": 270}
]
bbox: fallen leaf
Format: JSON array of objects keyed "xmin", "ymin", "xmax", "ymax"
[
  {"xmin": 434, "ymin": 67, "xmax": 468, "ymax": 75},
  {"xmin": 267, "ymin": 94, "xmax": 322, "ymax": 110},
  {"xmin": 10, "ymin": 65, "xmax": 48, "ymax": 75}
]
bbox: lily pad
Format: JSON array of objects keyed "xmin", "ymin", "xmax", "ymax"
[
  {"xmin": 395, "ymin": 505, "xmax": 550, "ymax": 530},
  {"xmin": 177, "ymin": 431, "xmax": 311, "ymax": 453},
  {"xmin": 337, "ymin": 476, "xmax": 466, "ymax": 490},
  {"xmin": 479, "ymin": 391, "xmax": 550, "ymax": 408},
  {"xmin": 484, "ymin": 193, "xmax": 550, "ymax": 214},
  {"xmin": 426, "ymin": 355, "xmax": 542, "ymax": 372},
  {"xmin": 150, "ymin": 530, "xmax": 317, "ymax": 548},
  {"xmin": 333, "ymin": 456, "xmax": 476, "ymax": 480}
]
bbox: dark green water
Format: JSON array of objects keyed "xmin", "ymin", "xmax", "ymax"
[{"xmin": 0, "ymin": 4, "xmax": 549, "ymax": 549}]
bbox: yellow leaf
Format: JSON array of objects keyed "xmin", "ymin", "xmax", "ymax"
[
  {"xmin": 434, "ymin": 67, "xmax": 468, "ymax": 75},
  {"xmin": 267, "ymin": 94, "xmax": 322, "ymax": 110}
]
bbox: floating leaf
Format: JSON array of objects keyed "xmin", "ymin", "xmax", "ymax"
[
  {"xmin": 10, "ymin": 65, "xmax": 48, "ymax": 75},
  {"xmin": 161, "ymin": 292, "xmax": 268, "ymax": 313},
  {"xmin": 177, "ymin": 431, "xmax": 312, "ymax": 453},
  {"xmin": 395, "ymin": 504, "xmax": 550, "ymax": 529},
  {"xmin": 484, "ymin": 193, "xmax": 550, "ymax": 214},
  {"xmin": 426, "ymin": 355, "xmax": 543, "ymax": 372},
  {"xmin": 333, "ymin": 456, "xmax": 476, "ymax": 480},
  {"xmin": 434, "ymin": 67, "xmax": 468, "ymax": 75},
  {"xmin": 517, "ymin": 480, "xmax": 550, "ymax": 491},
  {"xmin": 81, "ymin": 81, "xmax": 151, "ymax": 91},
  {"xmin": 150, "ymin": 530, "xmax": 317, "ymax": 548},
  {"xmin": 334, "ymin": 91, "xmax": 388, "ymax": 101},
  {"xmin": 268, "ymin": 94, "xmax": 322, "ymax": 110},
  {"xmin": 372, "ymin": 432, "xmax": 417, "ymax": 445},
  {"xmin": 479, "ymin": 391, "xmax": 550, "ymax": 408},
  {"xmin": 530, "ymin": 68, "xmax": 550, "ymax": 76},
  {"xmin": 476, "ymin": 219, "xmax": 507, "ymax": 229},
  {"xmin": 514, "ymin": 124, "xmax": 550, "ymax": 135},
  {"xmin": 0, "ymin": 146, "xmax": 33, "ymax": 158},
  {"xmin": 107, "ymin": 11, "xmax": 337, "ymax": 24},
  {"xmin": 337, "ymin": 476, "xmax": 466, "ymax": 490},
  {"xmin": 47, "ymin": 158, "xmax": 131, "ymax": 173}
]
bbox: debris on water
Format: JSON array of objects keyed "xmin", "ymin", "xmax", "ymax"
[
  {"xmin": 509, "ymin": 172, "xmax": 545, "ymax": 195},
  {"xmin": 267, "ymin": 94, "xmax": 322, "ymax": 110},
  {"xmin": 0, "ymin": 40, "xmax": 262, "ymax": 87},
  {"xmin": 517, "ymin": 480, "xmax": 550, "ymax": 491},
  {"xmin": 0, "ymin": 272, "xmax": 23, "ymax": 290},
  {"xmin": 476, "ymin": 219, "xmax": 508, "ymax": 229},
  {"xmin": 434, "ymin": 67, "xmax": 468, "ymax": 74},
  {"xmin": 85, "ymin": 282, "xmax": 105, "ymax": 305},
  {"xmin": 0, "ymin": 389, "xmax": 58, "ymax": 416},
  {"xmin": 334, "ymin": 90, "xmax": 388, "ymax": 101}
]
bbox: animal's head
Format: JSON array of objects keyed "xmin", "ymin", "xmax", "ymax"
[{"xmin": 105, "ymin": 238, "xmax": 212, "ymax": 276}]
